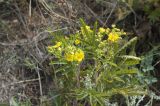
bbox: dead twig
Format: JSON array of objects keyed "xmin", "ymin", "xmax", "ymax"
[
  {"xmin": 84, "ymin": 3, "xmax": 104, "ymax": 25},
  {"xmin": 124, "ymin": 2, "xmax": 137, "ymax": 26},
  {"xmin": 35, "ymin": 67, "xmax": 43, "ymax": 104},
  {"xmin": 103, "ymin": 1, "xmax": 117, "ymax": 27},
  {"xmin": 0, "ymin": 78, "xmax": 39, "ymax": 89},
  {"xmin": 0, "ymin": 27, "xmax": 68, "ymax": 46}
]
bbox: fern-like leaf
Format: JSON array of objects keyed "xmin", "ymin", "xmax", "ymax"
[
  {"xmin": 115, "ymin": 37, "xmax": 137, "ymax": 55},
  {"xmin": 120, "ymin": 55, "xmax": 141, "ymax": 65}
]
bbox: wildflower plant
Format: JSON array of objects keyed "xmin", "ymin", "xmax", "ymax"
[{"xmin": 47, "ymin": 19, "xmax": 147, "ymax": 106}]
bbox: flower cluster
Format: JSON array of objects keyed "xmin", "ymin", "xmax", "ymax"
[
  {"xmin": 108, "ymin": 32, "xmax": 120, "ymax": 42},
  {"xmin": 48, "ymin": 42, "xmax": 62, "ymax": 52},
  {"xmin": 48, "ymin": 40, "xmax": 84, "ymax": 63},
  {"xmin": 98, "ymin": 25, "xmax": 126, "ymax": 42},
  {"xmin": 65, "ymin": 47, "xmax": 84, "ymax": 62},
  {"xmin": 47, "ymin": 23, "xmax": 127, "ymax": 64}
]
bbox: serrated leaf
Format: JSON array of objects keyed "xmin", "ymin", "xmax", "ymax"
[
  {"xmin": 112, "ymin": 69, "xmax": 138, "ymax": 75},
  {"xmin": 113, "ymin": 76, "xmax": 125, "ymax": 83},
  {"xmin": 116, "ymin": 37, "xmax": 137, "ymax": 55},
  {"xmin": 120, "ymin": 55, "xmax": 141, "ymax": 65},
  {"xmin": 120, "ymin": 55, "xmax": 141, "ymax": 60},
  {"xmin": 124, "ymin": 59, "xmax": 140, "ymax": 65},
  {"xmin": 104, "ymin": 61, "xmax": 118, "ymax": 67}
]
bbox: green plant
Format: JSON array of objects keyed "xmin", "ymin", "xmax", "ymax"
[
  {"xmin": 143, "ymin": 0, "xmax": 160, "ymax": 23},
  {"xmin": 140, "ymin": 45, "xmax": 160, "ymax": 84},
  {"xmin": 112, "ymin": 0, "xmax": 160, "ymax": 23},
  {"xmin": 47, "ymin": 19, "xmax": 147, "ymax": 106}
]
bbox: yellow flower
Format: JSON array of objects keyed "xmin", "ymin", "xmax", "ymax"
[
  {"xmin": 75, "ymin": 39, "xmax": 81, "ymax": 45},
  {"xmin": 74, "ymin": 49, "xmax": 84, "ymax": 62},
  {"xmin": 99, "ymin": 27, "xmax": 105, "ymax": 33},
  {"xmin": 85, "ymin": 25, "xmax": 90, "ymax": 30},
  {"xmin": 53, "ymin": 42, "xmax": 62, "ymax": 48},
  {"xmin": 65, "ymin": 53, "xmax": 74, "ymax": 62},
  {"xmin": 108, "ymin": 33, "xmax": 121, "ymax": 42},
  {"xmin": 64, "ymin": 46, "xmax": 84, "ymax": 62}
]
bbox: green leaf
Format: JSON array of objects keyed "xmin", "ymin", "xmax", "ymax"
[
  {"xmin": 120, "ymin": 55, "xmax": 141, "ymax": 65},
  {"xmin": 92, "ymin": 21, "xmax": 98, "ymax": 46},
  {"xmin": 148, "ymin": 8, "xmax": 160, "ymax": 23},
  {"xmin": 120, "ymin": 55, "xmax": 141, "ymax": 60},
  {"xmin": 124, "ymin": 59, "xmax": 140, "ymax": 65},
  {"xmin": 80, "ymin": 18, "xmax": 90, "ymax": 37},
  {"xmin": 104, "ymin": 60, "xmax": 118, "ymax": 67},
  {"xmin": 116, "ymin": 37, "xmax": 137, "ymax": 55},
  {"xmin": 75, "ymin": 89, "xmax": 88, "ymax": 100},
  {"xmin": 113, "ymin": 76, "xmax": 125, "ymax": 83},
  {"xmin": 111, "ymin": 87, "xmax": 146, "ymax": 96},
  {"xmin": 112, "ymin": 69, "xmax": 138, "ymax": 75}
]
